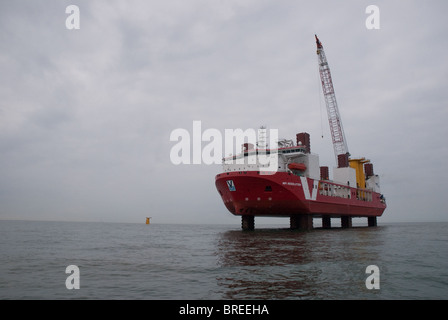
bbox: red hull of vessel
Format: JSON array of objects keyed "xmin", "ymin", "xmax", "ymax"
[{"xmin": 215, "ymin": 171, "xmax": 386, "ymax": 218}]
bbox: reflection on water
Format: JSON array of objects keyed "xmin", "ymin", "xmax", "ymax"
[{"xmin": 215, "ymin": 227, "xmax": 384, "ymax": 299}]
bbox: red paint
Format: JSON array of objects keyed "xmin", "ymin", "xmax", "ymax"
[{"xmin": 215, "ymin": 171, "xmax": 386, "ymax": 218}]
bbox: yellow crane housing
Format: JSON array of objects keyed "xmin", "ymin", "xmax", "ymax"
[{"xmin": 349, "ymin": 158, "xmax": 370, "ymax": 189}]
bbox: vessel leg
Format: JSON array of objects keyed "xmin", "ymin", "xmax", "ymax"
[
  {"xmin": 341, "ymin": 216, "xmax": 352, "ymax": 228},
  {"xmin": 290, "ymin": 216, "xmax": 298, "ymax": 229},
  {"xmin": 290, "ymin": 215, "xmax": 313, "ymax": 231},
  {"xmin": 302, "ymin": 215, "xmax": 313, "ymax": 230},
  {"xmin": 368, "ymin": 216, "xmax": 377, "ymax": 227},
  {"xmin": 241, "ymin": 215, "xmax": 255, "ymax": 231},
  {"xmin": 322, "ymin": 216, "xmax": 331, "ymax": 229}
]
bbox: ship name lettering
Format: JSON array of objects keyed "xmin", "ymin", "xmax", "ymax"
[{"xmin": 282, "ymin": 182, "xmax": 301, "ymax": 186}]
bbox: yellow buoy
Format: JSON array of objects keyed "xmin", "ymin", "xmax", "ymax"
[{"xmin": 146, "ymin": 217, "xmax": 151, "ymax": 225}]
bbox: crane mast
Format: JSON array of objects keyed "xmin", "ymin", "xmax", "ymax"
[{"xmin": 315, "ymin": 35, "xmax": 350, "ymax": 167}]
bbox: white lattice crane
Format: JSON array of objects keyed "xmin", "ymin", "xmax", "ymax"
[{"xmin": 315, "ymin": 35, "xmax": 350, "ymax": 167}]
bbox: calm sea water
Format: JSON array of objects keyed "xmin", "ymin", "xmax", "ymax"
[{"xmin": 0, "ymin": 220, "xmax": 447, "ymax": 300}]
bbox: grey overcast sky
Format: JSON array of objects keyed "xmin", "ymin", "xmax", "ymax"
[{"xmin": 1, "ymin": 0, "xmax": 447, "ymax": 225}]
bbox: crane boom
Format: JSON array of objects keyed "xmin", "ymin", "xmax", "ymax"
[{"xmin": 315, "ymin": 35, "xmax": 350, "ymax": 167}]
